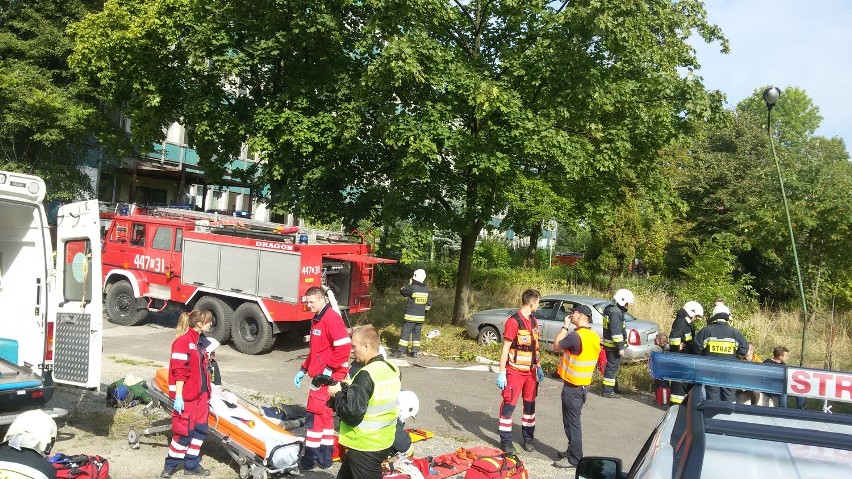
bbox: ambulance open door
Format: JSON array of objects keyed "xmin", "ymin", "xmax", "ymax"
[{"xmin": 52, "ymin": 200, "xmax": 103, "ymax": 389}]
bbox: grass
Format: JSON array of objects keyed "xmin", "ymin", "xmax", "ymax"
[{"xmin": 359, "ymin": 281, "xmax": 852, "ymax": 412}]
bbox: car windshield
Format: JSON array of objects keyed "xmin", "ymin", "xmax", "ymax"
[{"xmin": 593, "ymin": 301, "xmax": 636, "ymax": 321}]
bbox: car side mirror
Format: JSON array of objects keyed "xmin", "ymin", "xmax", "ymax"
[{"xmin": 576, "ymin": 457, "xmax": 622, "ymax": 479}]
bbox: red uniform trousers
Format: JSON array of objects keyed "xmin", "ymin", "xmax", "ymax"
[
  {"xmin": 165, "ymin": 391, "xmax": 210, "ymax": 471},
  {"xmin": 498, "ymin": 369, "xmax": 538, "ymax": 447},
  {"xmin": 300, "ymin": 384, "xmax": 336, "ymax": 469}
]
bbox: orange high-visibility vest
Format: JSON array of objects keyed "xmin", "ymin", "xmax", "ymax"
[
  {"xmin": 507, "ymin": 313, "xmax": 539, "ymax": 372},
  {"xmin": 557, "ymin": 327, "xmax": 601, "ymax": 386}
]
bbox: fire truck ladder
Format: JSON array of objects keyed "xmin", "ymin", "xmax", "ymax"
[{"xmin": 150, "ymin": 208, "xmax": 359, "ymax": 244}]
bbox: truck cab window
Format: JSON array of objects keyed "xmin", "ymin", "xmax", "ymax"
[
  {"xmin": 175, "ymin": 228, "xmax": 183, "ymax": 252},
  {"xmin": 130, "ymin": 224, "xmax": 146, "ymax": 246},
  {"xmin": 152, "ymin": 226, "xmax": 173, "ymax": 251}
]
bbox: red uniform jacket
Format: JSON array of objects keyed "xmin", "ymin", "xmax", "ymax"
[
  {"xmin": 300, "ymin": 304, "xmax": 352, "ymax": 381},
  {"xmin": 168, "ymin": 329, "xmax": 209, "ymax": 401}
]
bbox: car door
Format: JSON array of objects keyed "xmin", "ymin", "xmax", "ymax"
[
  {"xmin": 52, "ymin": 200, "xmax": 102, "ymax": 389},
  {"xmin": 533, "ymin": 299, "xmax": 560, "ymax": 346}
]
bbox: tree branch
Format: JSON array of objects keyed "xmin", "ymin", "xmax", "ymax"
[{"xmin": 452, "ymin": 0, "xmax": 476, "ymax": 27}]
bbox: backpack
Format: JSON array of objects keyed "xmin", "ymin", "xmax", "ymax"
[
  {"xmin": 464, "ymin": 454, "xmax": 528, "ymax": 479},
  {"xmin": 49, "ymin": 453, "xmax": 109, "ymax": 479}
]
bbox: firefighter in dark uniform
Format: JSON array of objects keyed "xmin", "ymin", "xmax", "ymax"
[
  {"xmin": 0, "ymin": 410, "xmax": 58, "ymax": 479},
  {"xmin": 668, "ymin": 301, "xmax": 703, "ymax": 404},
  {"xmin": 395, "ymin": 269, "xmax": 432, "ymax": 358},
  {"xmin": 694, "ymin": 304, "xmax": 749, "ymax": 402},
  {"xmin": 601, "ymin": 289, "xmax": 634, "ymax": 398}
]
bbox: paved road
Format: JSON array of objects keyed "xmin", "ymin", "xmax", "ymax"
[{"xmin": 103, "ymin": 311, "xmax": 665, "ymax": 470}]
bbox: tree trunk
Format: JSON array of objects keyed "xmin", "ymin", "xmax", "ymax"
[
  {"xmin": 526, "ymin": 228, "xmax": 540, "ymax": 267},
  {"xmin": 452, "ymin": 223, "xmax": 483, "ymax": 326}
]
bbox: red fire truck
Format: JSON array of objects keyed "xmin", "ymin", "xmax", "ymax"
[{"xmin": 100, "ymin": 208, "xmax": 394, "ymax": 355}]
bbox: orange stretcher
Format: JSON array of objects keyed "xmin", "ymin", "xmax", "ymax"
[{"xmin": 128, "ymin": 368, "xmax": 303, "ymax": 479}]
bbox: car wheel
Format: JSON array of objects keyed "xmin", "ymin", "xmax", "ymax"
[{"xmin": 477, "ymin": 325, "xmax": 501, "ymax": 346}]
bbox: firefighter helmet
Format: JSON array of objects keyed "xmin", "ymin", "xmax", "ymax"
[
  {"xmin": 712, "ymin": 304, "xmax": 731, "ymax": 318},
  {"xmin": 3, "ymin": 409, "xmax": 57, "ymax": 456},
  {"xmin": 683, "ymin": 301, "xmax": 704, "ymax": 318},
  {"xmin": 412, "ymin": 269, "xmax": 426, "ymax": 283},
  {"xmin": 613, "ymin": 289, "xmax": 635, "ymax": 307},
  {"xmin": 398, "ymin": 390, "xmax": 419, "ymax": 421}
]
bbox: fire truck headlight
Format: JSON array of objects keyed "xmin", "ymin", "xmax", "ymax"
[{"xmin": 27, "ymin": 181, "xmax": 40, "ymax": 195}]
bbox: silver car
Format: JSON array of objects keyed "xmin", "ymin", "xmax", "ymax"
[{"xmin": 465, "ymin": 294, "xmax": 661, "ymax": 361}]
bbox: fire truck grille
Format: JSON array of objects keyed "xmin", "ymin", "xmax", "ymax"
[{"xmin": 54, "ymin": 312, "xmax": 92, "ymax": 384}]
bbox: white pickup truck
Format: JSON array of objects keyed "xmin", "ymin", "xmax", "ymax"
[{"xmin": 0, "ymin": 171, "xmax": 102, "ymax": 425}]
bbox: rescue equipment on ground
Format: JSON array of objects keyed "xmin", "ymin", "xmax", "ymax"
[{"xmin": 128, "ymin": 368, "xmax": 304, "ymax": 477}]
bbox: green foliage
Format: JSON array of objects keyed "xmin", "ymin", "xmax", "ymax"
[
  {"xmin": 473, "ymin": 238, "xmax": 512, "ymax": 269},
  {"xmin": 71, "ymin": 0, "xmax": 729, "ymax": 325},
  {"xmin": 0, "ymin": 0, "xmax": 130, "ymax": 199},
  {"xmin": 675, "ymin": 87, "xmax": 852, "ymax": 309},
  {"xmin": 380, "ymin": 221, "xmax": 435, "ymax": 264},
  {"xmin": 674, "ymin": 237, "xmax": 757, "ymax": 314}
]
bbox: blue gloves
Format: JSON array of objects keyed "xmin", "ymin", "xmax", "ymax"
[
  {"xmin": 173, "ymin": 396, "xmax": 184, "ymax": 414},
  {"xmin": 496, "ymin": 372, "xmax": 507, "ymax": 390},
  {"xmin": 294, "ymin": 370, "xmax": 306, "ymax": 388},
  {"xmin": 536, "ymin": 366, "xmax": 545, "ymax": 382}
]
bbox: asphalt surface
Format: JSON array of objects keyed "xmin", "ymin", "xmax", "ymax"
[{"xmin": 103, "ymin": 310, "xmax": 666, "ymax": 477}]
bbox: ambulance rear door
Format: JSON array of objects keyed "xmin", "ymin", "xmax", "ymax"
[{"xmin": 52, "ymin": 200, "xmax": 103, "ymax": 389}]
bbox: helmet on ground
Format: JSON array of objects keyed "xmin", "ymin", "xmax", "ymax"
[
  {"xmin": 683, "ymin": 301, "xmax": 704, "ymax": 319},
  {"xmin": 412, "ymin": 269, "xmax": 426, "ymax": 283},
  {"xmin": 613, "ymin": 289, "xmax": 635, "ymax": 307},
  {"xmin": 398, "ymin": 390, "xmax": 419, "ymax": 421},
  {"xmin": 4, "ymin": 409, "xmax": 58, "ymax": 456}
]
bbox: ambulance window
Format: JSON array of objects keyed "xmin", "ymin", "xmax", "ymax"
[
  {"xmin": 63, "ymin": 239, "xmax": 93, "ymax": 302},
  {"xmin": 152, "ymin": 226, "xmax": 173, "ymax": 251},
  {"xmin": 175, "ymin": 228, "xmax": 183, "ymax": 252},
  {"xmin": 130, "ymin": 224, "xmax": 146, "ymax": 246}
]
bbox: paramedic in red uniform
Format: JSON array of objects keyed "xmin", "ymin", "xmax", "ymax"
[
  {"xmin": 496, "ymin": 288, "xmax": 543, "ymax": 454},
  {"xmin": 294, "ymin": 286, "xmax": 352, "ymax": 471},
  {"xmin": 162, "ymin": 309, "xmax": 213, "ymax": 477}
]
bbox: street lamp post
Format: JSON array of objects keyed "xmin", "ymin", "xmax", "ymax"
[{"xmin": 763, "ymin": 86, "xmax": 809, "ymax": 367}]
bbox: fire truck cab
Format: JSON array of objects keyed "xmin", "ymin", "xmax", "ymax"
[{"xmin": 100, "ymin": 208, "xmax": 394, "ymax": 355}]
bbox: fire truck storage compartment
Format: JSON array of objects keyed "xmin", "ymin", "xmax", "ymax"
[
  {"xmin": 322, "ymin": 260, "xmax": 351, "ymax": 309},
  {"xmin": 181, "ymin": 239, "xmax": 300, "ymax": 304}
]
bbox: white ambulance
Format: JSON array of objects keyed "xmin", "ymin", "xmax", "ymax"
[{"xmin": 0, "ymin": 171, "xmax": 102, "ymax": 425}]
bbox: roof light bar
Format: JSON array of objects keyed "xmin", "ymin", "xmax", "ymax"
[
  {"xmin": 650, "ymin": 351, "xmax": 852, "ymax": 403},
  {"xmin": 650, "ymin": 351, "xmax": 786, "ymax": 393}
]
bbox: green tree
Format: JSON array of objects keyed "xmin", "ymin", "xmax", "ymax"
[
  {"xmin": 675, "ymin": 87, "xmax": 852, "ymax": 310},
  {"xmin": 71, "ymin": 0, "xmax": 728, "ymax": 325},
  {"xmin": 1, "ymin": 0, "xmax": 129, "ymax": 199}
]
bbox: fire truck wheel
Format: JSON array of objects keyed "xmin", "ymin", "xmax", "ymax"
[
  {"xmin": 105, "ymin": 281, "xmax": 148, "ymax": 326},
  {"xmin": 230, "ymin": 303, "xmax": 275, "ymax": 355},
  {"xmin": 195, "ymin": 296, "xmax": 233, "ymax": 344}
]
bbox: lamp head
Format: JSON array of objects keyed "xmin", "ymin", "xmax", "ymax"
[{"xmin": 763, "ymin": 86, "xmax": 781, "ymax": 110}]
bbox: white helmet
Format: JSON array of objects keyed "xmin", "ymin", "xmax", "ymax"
[
  {"xmin": 712, "ymin": 304, "xmax": 731, "ymax": 318},
  {"xmin": 4, "ymin": 410, "xmax": 58, "ymax": 456},
  {"xmin": 398, "ymin": 390, "xmax": 419, "ymax": 421},
  {"xmin": 412, "ymin": 269, "xmax": 426, "ymax": 283},
  {"xmin": 683, "ymin": 301, "xmax": 704, "ymax": 319},
  {"xmin": 613, "ymin": 289, "xmax": 635, "ymax": 307}
]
